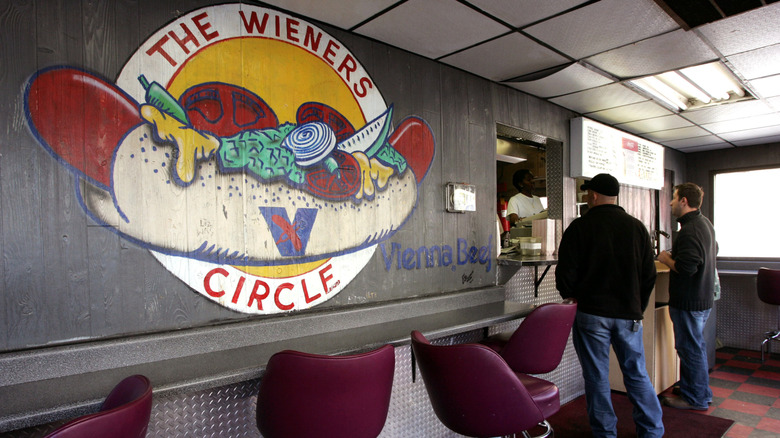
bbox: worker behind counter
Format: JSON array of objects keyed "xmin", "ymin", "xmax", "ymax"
[{"xmin": 507, "ymin": 169, "xmax": 547, "ymax": 227}]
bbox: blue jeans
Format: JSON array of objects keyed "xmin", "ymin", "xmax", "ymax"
[
  {"xmin": 670, "ymin": 307, "xmax": 712, "ymax": 408},
  {"xmin": 572, "ymin": 312, "xmax": 664, "ymax": 438}
]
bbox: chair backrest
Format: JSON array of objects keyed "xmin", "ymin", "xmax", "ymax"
[
  {"xmin": 45, "ymin": 374, "xmax": 153, "ymax": 438},
  {"xmin": 256, "ymin": 345, "xmax": 395, "ymax": 438},
  {"xmin": 410, "ymin": 331, "xmax": 545, "ymax": 437},
  {"xmin": 500, "ymin": 302, "xmax": 577, "ymax": 374},
  {"xmin": 758, "ymin": 268, "xmax": 780, "ymax": 305}
]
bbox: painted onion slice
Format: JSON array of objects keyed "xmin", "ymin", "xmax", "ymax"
[{"xmin": 282, "ymin": 122, "xmax": 336, "ymax": 167}]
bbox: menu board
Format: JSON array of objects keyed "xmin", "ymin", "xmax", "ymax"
[{"xmin": 570, "ymin": 117, "xmax": 664, "ymax": 190}]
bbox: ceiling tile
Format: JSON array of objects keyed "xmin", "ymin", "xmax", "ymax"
[
  {"xmin": 548, "ymin": 83, "xmax": 647, "ymax": 114},
  {"xmin": 672, "ymin": 142, "xmax": 734, "ymax": 153},
  {"xmin": 661, "ymin": 135, "xmax": 729, "ymax": 150},
  {"xmin": 697, "ymin": 2, "xmax": 780, "ymax": 56},
  {"xmin": 504, "ymin": 63, "xmax": 613, "ymax": 98},
  {"xmin": 615, "ymin": 114, "xmax": 692, "ymax": 134},
  {"xmin": 440, "ymin": 33, "xmax": 568, "ymax": 81},
  {"xmin": 720, "ymin": 125, "xmax": 780, "ymax": 142},
  {"xmin": 727, "ymin": 44, "xmax": 780, "ymax": 80},
  {"xmin": 259, "ymin": 0, "xmax": 399, "ymax": 29},
  {"xmin": 680, "ymin": 99, "xmax": 774, "ymax": 124},
  {"xmin": 524, "ymin": 0, "xmax": 678, "ymax": 59},
  {"xmin": 748, "ymin": 75, "xmax": 780, "ymax": 98},
  {"xmin": 354, "ymin": 0, "xmax": 509, "ymax": 59},
  {"xmin": 465, "ymin": 0, "xmax": 589, "ymax": 28},
  {"xmin": 701, "ymin": 113, "xmax": 780, "ymax": 134},
  {"xmin": 585, "ymin": 29, "xmax": 718, "ymax": 78},
  {"xmin": 586, "ymin": 101, "xmax": 673, "ymax": 125},
  {"xmin": 642, "ymin": 125, "xmax": 711, "ymax": 142},
  {"xmin": 732, "ymin": 134, "xmax": 780, "ymax": 147}
]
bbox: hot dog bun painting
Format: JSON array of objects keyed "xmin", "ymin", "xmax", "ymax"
[{"xmin": 23, "ymin": 4, "xmax": 435, "ymax": 314}]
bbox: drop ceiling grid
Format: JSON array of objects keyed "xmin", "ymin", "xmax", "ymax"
[
  {"xmin": 720, "ymin": 124, "xmax": 780, "ymax": 142},
  {"xmin": 524, "ymin": 0, "xmax": 679, "ymax": 59},
  {"xmin": 585, "ymin": 100, "xmax": 674, "ymax": 126},
  {"xmin": 253, "ymin": 0, "xmax": 780, "ymax": 153},
  {"xmin": 702, "ymin": 113, "xmax": 780, "ymax": 134},
  {"xmin": 749, "ymin": 75, "xmax": 780, "ymax": 99},
  {"xmin": 681, "ymin": 99, "xmax": 775, "ymax": 124},
  {"xmin": 732, "ymin": 133, "xmax": 780, "ymax": 147},
  {"xmin": 662, "ymin": 135, "xmax": 728, "ymax": 149},
  {"xmin": 354, "ymin": 0, "xmax": 509, "ymax": 59},
  {"xmin": 643, "ymin": 125, "xmax": 711, "ymax": 142},
  {"xmin": 726, "ymin": 43, "xmax": 780, "ymax": 80},
  {"xmin": 696, "ymin": 2, "xmax": 780, "ymax": 56},
  {"xmin": 505, "ymin": 63, "xmax": 614, "ymax": 98},
  {"xmin": 584, "ymin": 29, "xmax": 719, "ymax": 79},
  {"xmin": 257, "ymin": 0, "xmax": 399, "ymax": 29},
  {"xmin": 465, "ymin": 0, "xmax": 590, "ymax": 28},
  {"xmin": 549, "ymin": 83, "xmax": 647, "ymax": 114},
  {"xmin": 614, "ymin": 114, "xmax": 693, "ymax": 135},
  {"xmin": 440, "ymin": 33, "xmax": 569, "ymax": 81}
]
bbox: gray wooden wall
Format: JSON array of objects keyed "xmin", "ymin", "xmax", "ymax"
[{"xmin": 0, "ymin": 0, "xmax": 584, "ymax": 352}]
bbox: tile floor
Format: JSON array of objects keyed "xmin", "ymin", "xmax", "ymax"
[{"xmin": 659, "ymin": 347, "xmax": 780, "ymax": 437}]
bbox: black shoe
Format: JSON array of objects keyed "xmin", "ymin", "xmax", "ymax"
[
  {"xmin": 671, "ymin": 386, "xmax": 711, "ymax": 404},
  {"xmin": 662, "ymin": 396, "xmax": 708, "ymax": 411}
]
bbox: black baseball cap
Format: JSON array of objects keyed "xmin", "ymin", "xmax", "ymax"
[{"xmin": 580, "ymin": 173, "xmax": 620, "ymax": 196}]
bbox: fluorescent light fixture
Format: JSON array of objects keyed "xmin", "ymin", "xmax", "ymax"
[
  {"xmin": 497, "ymin": 153, "xmax": 526, "ymax": 163},
  {"xmin": 628, "ymin": 61, "xmax": 748, "ymax": 111},
  {"xmin": 658, "ymin": 71, "xmax": 711, "ymax": 104},
  {"xmin": 679, "ymin": 63, "xmax": 745, "ymax": 101},
  {"xmin": 632, "ymin": 77, "xmax": 688, "ymax": 110}
]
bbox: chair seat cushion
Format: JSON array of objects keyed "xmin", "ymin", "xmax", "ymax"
[{"xmin": 516, "ymin": 373, "xmax": 560, "ymax": 418}]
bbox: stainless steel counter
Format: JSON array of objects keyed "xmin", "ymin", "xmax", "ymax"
[{"xmin": 0, "ymin": 286, "xmax": 533, "ymax": 433}]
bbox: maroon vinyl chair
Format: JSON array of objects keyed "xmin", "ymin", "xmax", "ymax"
[
  {"xmin": 411, "ymin": 330, "xmax": 558, "ymax": 438},
  {"xmin": 256, "ymin": 345, "xmax": 395, "ymax": 438},
  {"xmin": 482, "ymin": 301, "xmax": 577, "ymax": 374},
  {"xmin": 44, "ymin": 374, "xmax": 153, "ymax": 438},
  {"xmin": 758, "ymin": 268, "xmax": 780, "ymax": 361}
]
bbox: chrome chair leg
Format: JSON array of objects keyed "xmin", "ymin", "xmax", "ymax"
[
  {"xmin": 761, "ymin": 330, "xmax": 780, "ymax": 362},
  {"xmin": 520, "ymin": 420, "xmax": 553, "ymax": 438}
]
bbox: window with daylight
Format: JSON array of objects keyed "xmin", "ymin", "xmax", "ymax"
[{"xmin": 713, "ymin": 167, "xmax": 780, "ymax": 258}]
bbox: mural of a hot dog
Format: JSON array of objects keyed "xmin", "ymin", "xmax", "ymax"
[{"xmin": 22, "ymin": 4, "xmax": 436, "ymax": 314}]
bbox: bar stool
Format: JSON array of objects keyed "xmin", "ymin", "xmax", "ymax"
[
  {"xmin": 481, "ymin": 301, "xmax": 576, "ymax": 374},
  {"xmin": 256, "ymin": 345, "xmax": 395, "ymax": 438},
  {"xmin": 758, "ymin": 268, "xmax": 780, "ymax": 361},
  {"xmin": 411, "ymin": 330, "xmax": 558, "ymax": 438},
  {"xmin": 44, "ymin": 374, "xmax": 153, "ymax": 438}
]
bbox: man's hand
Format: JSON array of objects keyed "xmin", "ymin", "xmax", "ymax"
[{"xmin": 657, "ymin": 250, "xmax": 676, "ymax": 272}]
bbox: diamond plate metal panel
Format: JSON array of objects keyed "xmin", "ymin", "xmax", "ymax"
[
  {"xmin": 149, "ymin": 380, "xmax": 260, "ymax": 437},
  {"xmin": 716, "ymin": 275, "xmax": 769, "ymax": 353}
]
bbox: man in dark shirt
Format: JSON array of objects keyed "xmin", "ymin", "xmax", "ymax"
[
  {"xmin": 557, "ymin": 173, "xmax": 663, "ymax": 437},
  {"xmin": 657, "ymin": 182, "xmax": 717, "ymax": 411}
]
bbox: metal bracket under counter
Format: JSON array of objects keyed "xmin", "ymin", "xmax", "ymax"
[{"xmin": 497, "ymin": 254, "xmax": 558, "ymax": 297}]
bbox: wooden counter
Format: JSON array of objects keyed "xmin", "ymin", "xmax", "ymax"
[{"xmin": 609, "ymin": 261, "xmax": 679, "ymax": 394}]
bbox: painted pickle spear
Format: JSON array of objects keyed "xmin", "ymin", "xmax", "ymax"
[{"xmin": 138, "ymin": 75, "xmax": 407, "ymax": 200}]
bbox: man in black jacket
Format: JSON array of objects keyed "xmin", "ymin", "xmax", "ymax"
[
  {"xmin": 557, "ymin": 173, "xmax": 663, "ymax": 437},
  {"xmin": 657, "ymin": 182, "xmax": 717, "ymax": 411}
]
